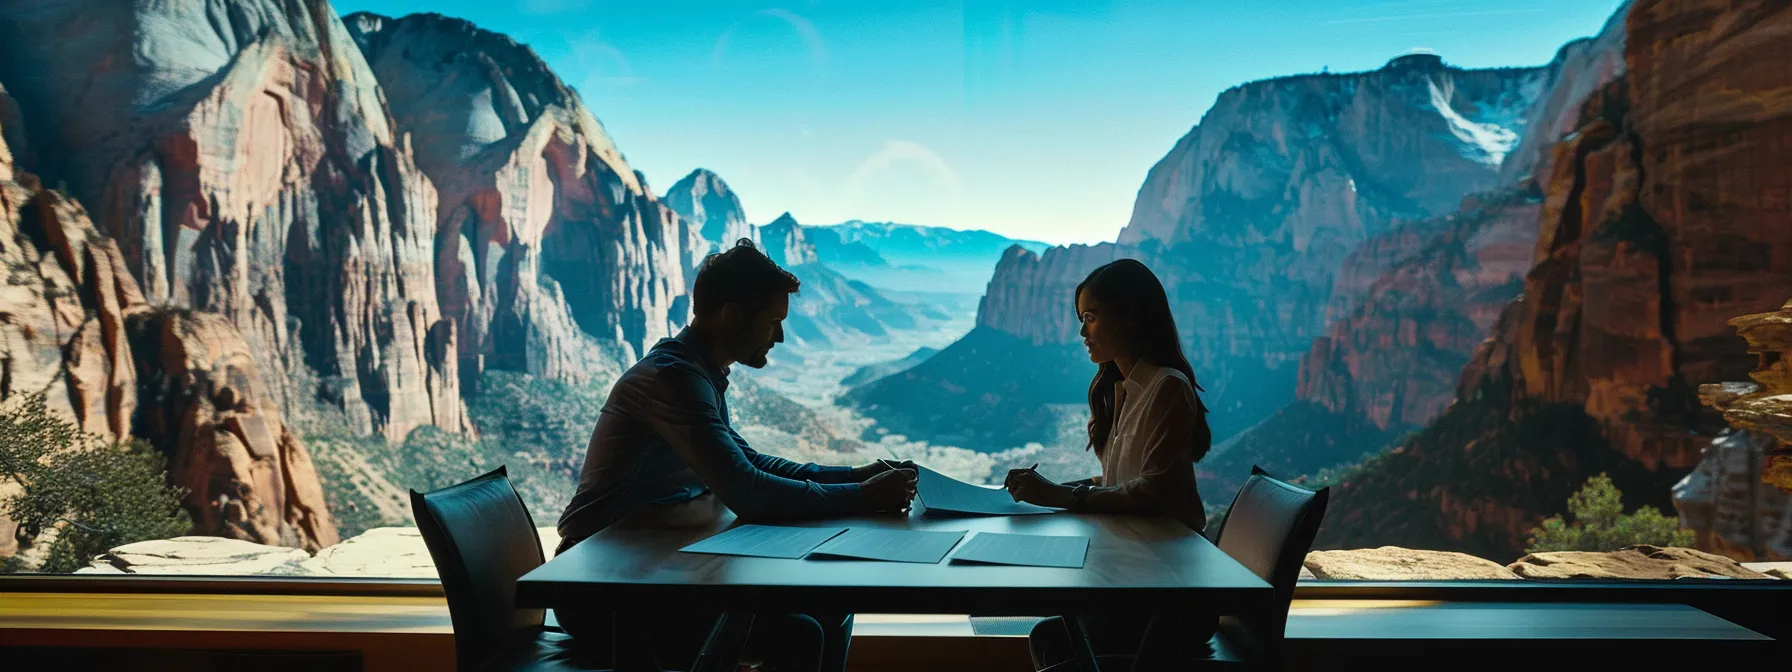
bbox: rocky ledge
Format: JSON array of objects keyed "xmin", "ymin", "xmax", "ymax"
[
  {"xmin": 1698, "ymin": 298, "xmax": 1792, "ymax": 494},
  {"xmin": 1302, "ymin": 545, "xmax": 1784, "ymax": 581},
  {"xmin": 1508, "ymin": 546, "xmax": 1773, "ymax": 580},
  {"xmin": 77, "ymin": 527, "xmax": 561, "ymax": 577},
  {"xmin": 74, "ymin": 533, "xmax": 1790, "ymax": 581},
  {"xmin": 1305, "ymin": 546, "xmax": 1520, "ymax": 580}
]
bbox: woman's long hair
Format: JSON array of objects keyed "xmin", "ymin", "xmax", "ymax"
[{"xmin": 1076, "ymin": 259, "xmax": 1210, "ymax": 459}]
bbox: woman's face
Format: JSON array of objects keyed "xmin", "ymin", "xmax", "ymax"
[{"xmin": 1077, "ymin": 290, "xmax": 1126, "ymax": 364}]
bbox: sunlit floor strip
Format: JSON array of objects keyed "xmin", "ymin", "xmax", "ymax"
[{"xmin": 851, "ymin": 614, "xmax": 976, "ymax": 637}]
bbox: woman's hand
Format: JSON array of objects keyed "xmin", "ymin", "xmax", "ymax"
[{"xmin": 1004, "ymin": 469, "xmax": 1075, "ymax": 509}]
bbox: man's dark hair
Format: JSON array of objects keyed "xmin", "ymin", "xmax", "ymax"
[{"xmin": 691, "ymin": 238, "xmax": 801, "ymax": 317}]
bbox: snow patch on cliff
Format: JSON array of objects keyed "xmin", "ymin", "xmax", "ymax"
[{"xmin": 1428, "ymin": 77, "xmax": 1520, "ymax": 166}]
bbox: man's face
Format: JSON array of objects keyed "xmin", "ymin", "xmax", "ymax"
[{"xmin": 731, "ymin": 293, "xmax": 789, "ymax": 369}]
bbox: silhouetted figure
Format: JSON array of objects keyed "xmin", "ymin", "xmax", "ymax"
[
  {"xmin": 555, "ymin": 239, "xmax": 918, "ymax": 672},
  {"xmin": 1005, "ymin": 258, "xmax": 1215, "ymax": 670}
]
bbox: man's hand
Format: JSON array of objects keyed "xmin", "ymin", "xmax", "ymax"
[
  {"xmin": 860, "ymin": 468, "xmax": 918, "ymax": 513},
  {"xmin": 850, "ymin": 459, "xmax": 919, "ymax": 483},
  {"xmin": 1005, "ymin": 468, "xmax": 1075, "ymax": 509}
]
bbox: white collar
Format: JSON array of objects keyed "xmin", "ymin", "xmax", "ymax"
[{"xmin": 1121, "ymin": 359, "xmax": 1164, "ymax": 393}]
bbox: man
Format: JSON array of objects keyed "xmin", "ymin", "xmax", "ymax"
[{"xmin": 555, "ymin": 239, "xmax": 919, "ymax": 672}]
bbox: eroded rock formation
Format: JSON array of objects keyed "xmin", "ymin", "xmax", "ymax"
[
  {"xmin": 0, "ymin": 105, "xmax": 336, "ymax": 553},
  {"xmin": 759, "ymin": 213, "xmax": 821, "ymax": 268},
  {"xmin": 660, "ymin": 174, "xmax": 934, "ymax": 348},
  {"xmin": 1296, "ymin": 187, "xmax": 1542, "ymax": 433},
  {"xmin": 844, "ymin": 243, "xmax": 1128, "ymax": 449},
  {"xmin": 868, "ymin": 54, "xmax": 1552, "ymax": 449},
  {"xmin": 1303, "ymin": 546, "xmax": 1520, "ymax": 580},
  {"xmin": 1679, "ymin": 298, "xmax": 1792, "ymax": 560},
  {"xmin": 0, "ymin": 0, "xmax": 466, "ymax": 443},
  {"xmin": 1323, "ymin": 0, "xmax": 1792, "ymax": 558},
  {"xmin": 0, "ymin": 156, "xmax": 144, "ymax": 439},
  {"xmin": 132, "ymin": 310, "xmax": 338, "ymax": 550},
  {"xmin": 347, "ymin": 11, "xmax": 694, "ymax": 382},
  {"xmin": 1207, "ymin": 11, "xmax": 1630, "ymax": 497},
  {"xmin": 1507, "ymin": 545, "xmax": 1771, "ymax": 579},
  {"xmin": 1498, "ymin": 3, "xmax": 1630, "ymax": 185},
  {"xmin": 667, "ymin": 169, "xmax": 760, "ymax": 255},
  {"xmin": 1698, "ymin": 299, "xmax": 1792, "ymax": 492},
  {"xmin": 1673, "ymin": 430, "xmax": 1792, "ymax": 561}
]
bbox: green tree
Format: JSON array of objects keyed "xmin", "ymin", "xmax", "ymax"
[
  {"xmin": 1525, "ymin": 472, "xmax": 1693, "ymax": 553},
  {"xmin": 0, "ymin": 394, "xmax": 191, "ymax": 573}
]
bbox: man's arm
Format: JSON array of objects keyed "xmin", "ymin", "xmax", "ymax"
[
  {"xmin": 727, "ymin": 425, "xmax": 857, "ymax": 484},
  {"xmin": 637, "ymin": 364, "xmax": 862, "ymax": 519}
]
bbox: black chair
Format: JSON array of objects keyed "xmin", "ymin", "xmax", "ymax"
[
  {"xmin": 1044, "ymin": 466, "xmax": 1330, "ymax": 672},
  {"xmin": 411, "ymin": 467, "xmax": 749, "ymax": 672}
]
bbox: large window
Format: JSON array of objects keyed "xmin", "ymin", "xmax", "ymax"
[{"xmin": 1, "ymin": 0, "xmax": 1787, "ymax": 586}]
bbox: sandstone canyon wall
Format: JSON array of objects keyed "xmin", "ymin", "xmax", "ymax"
[
  {"xmin": 856, "ymin": 55, "xmax": 1552, "ymax": 449},
  {"xmin": 658, "ymin": 175, "xmax": 936, "ymax": 348},
  {"xmin": 667, "ymin": 169, "xmax": 761, "ymax": 256},
  {"xmin": 1293, "ymin": 9, "xmax": 1627, "ymax": 438},
  {"xmin": 1320, "ymin": 0, "xmax": 1792, "ymax": 559},
  {"xmin": 346, "ymin": 12, "xmax": 697, "ymax": 382},
  {"xmin": 0, "ymin": 0, "xmax": 466, "ymax": 443},
  {"xmin": 1211, "ymin": 15, "xmax": 1632, "ymax": 492},
  {"xmin": 0, "ymin": 101, "xmax": 336, "ymax": 554}
]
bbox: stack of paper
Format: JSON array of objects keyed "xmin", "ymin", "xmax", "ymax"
[
  {"xmin": 678, "ymin": 524, "xmax": 1090, "ymax": 568},
  {"xmin": 678, "ymin": 525, "xmax": 847, "ymax": 559},
  {"xmin": 949, "ymin": 532, "xmax": 1089, "ymax": 568},
  {"xmin": 808, "ymin": 529, "xmax": 967, "ymax": 564},
  {"xmin": 915, "ymin": 466, "xmax": 1060, "ymax": 516}
]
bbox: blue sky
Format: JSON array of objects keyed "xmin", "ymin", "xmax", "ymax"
[{"xmin": 336, "ymin": 0, "xmax": 1627, "ymax": 245}]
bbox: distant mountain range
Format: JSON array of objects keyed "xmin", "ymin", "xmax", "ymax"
[
  {"xmin": 846, "ymin": 0, "xmax": 1792, "ymax": 562},
  {"xmin": 805, "ymin": 221, "xmax": 1049, "ymax": 294},
  {"xmin": 662, "ymin": 174, "xmax": 954, "ymax": 348},
  {"xmin": 849, "ymin": 51, "xmax": 1555, "ymax": 453}
]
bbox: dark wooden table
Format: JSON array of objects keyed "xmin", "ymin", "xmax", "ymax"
[{"xmin": 517, "ymin": 494, "xmax": 1270, "ymax": 670}]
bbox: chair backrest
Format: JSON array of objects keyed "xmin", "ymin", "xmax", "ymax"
[
  {"xmin": 1210, "ymin": 466, "xmax": 1329, "ymax": 657},
  {"xmin": 411, "ymin": 467, "xmax": 547, "ymax": 671}
]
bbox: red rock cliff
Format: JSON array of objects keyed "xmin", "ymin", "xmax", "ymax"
[
  {"xmin": 1292, "ymin": 8, "xmax": 1629, "ymax": 434},
  {"xmin": 0, "ymin": 0, "xmax": 467, "ymax": 443},
  {"xmin": 347, "ymin": 12, "xmax": 698, "ymax": 379},
  {"xmin": 1296, "ymin": 188, "xmax": 1543, "ymax": 431},
  {"xmin": 960, "ymin": 56, "xmax": 1550, "ymax": 442},
  {"xmin": 1325, "ymin": 0, "xmax": 1792, "ymax": 557},
  {"xmin": 667, "ymin": 168, "xmax": 761, "ymax": 255},
  {"xmin": 0, "ymin": 102, "xmax": 336, "ymax": 552}
]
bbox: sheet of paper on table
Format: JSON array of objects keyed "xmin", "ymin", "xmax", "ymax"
[
  {"xmin": 916, "ymin": 465, "xmax": 1060, "ymax": 516},
  {"xmin": 807, "ymin": 528, "xmax": 968, "ymax": 564},
  {"xmin": 948, "ymin": 531, "xmax": 1089, "ymax": 569},
  {"xmin": 678, "ymin": 524, "xmax": 847, "ymax": 559}
]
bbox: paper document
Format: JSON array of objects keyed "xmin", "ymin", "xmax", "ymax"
[
  {"xmin": 679, "ymin": 524, "xmax": 847, "ymax": 559},
  {"xmin": 807, "ymin": 528, "xmax": 968, "ymax": 564},
  {"xmin": 916, "ymin": 465, "xmax": 1060, "ymax": 516},
  {"xmin": 949, "ymin": 532, "xmax": 1089, "ymax": 569}
]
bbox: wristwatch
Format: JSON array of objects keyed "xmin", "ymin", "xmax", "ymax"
[{"xmin": 1071, "ymin": 483, "xmax": 1094, "ymax": 507}]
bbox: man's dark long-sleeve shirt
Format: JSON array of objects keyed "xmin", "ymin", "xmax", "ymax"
[{"xmin": 555, "ymin": 329, "xmax": 862, "ymax": 553}]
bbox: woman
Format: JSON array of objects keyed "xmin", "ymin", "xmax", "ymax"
[{"xmin": 1004, "ymin": 258, "xmax": 1213, "ymax": 670}]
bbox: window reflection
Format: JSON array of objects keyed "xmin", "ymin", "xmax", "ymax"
[{"xmin": 0, "ymin": 0, "xmax": 1786, "ymax": 583}]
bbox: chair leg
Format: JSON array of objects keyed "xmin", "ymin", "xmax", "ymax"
[
  {"xmin": 1060, "ymin": 615, "xmax": 1102, "ymax": 672},
  {"xmin": 691, "ymin": 612, "xmax": 755, "ymax": 672}
]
